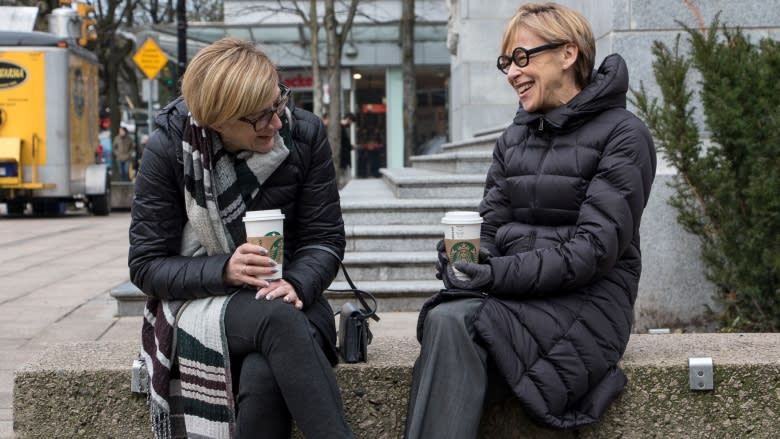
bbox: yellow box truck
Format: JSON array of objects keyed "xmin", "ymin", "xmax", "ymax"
[{"xmin": 0, "ymin": 16, "xmax": 109, "ymax": 216}]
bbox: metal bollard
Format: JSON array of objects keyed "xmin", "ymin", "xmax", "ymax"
[{"xmin": 131, "ymin": 354, "xmax": 150, "ymax": 394}]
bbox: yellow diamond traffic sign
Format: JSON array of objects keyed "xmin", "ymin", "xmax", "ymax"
[{"xmin": 132, "ymin": 38, "xmax": 169, "ymax": 80}]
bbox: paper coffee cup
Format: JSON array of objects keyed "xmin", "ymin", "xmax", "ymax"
[
  {"xmin": 441, "ymin": 211, "xmax": 482, "ymax": 281},
  {"xmin": 243, "ymin": 209, "xmax": 285, "ymax": 280}
]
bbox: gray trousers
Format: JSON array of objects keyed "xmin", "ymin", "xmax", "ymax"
[{"xmin": 405, "ymin": 298, "xmax": 509, "ymax": 439}]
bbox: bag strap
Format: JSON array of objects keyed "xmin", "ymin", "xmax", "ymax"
[{"xmin": 295, "ymin": 244, "xmax": 380, "ymax": 321}]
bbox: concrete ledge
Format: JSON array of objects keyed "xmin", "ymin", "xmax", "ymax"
[
  {"xmin": 14, "ymin": 334, "xmax": 780, "ymax": 438},
  {"xmin": 110, "ymin": 181, "xmax": 134, "ymax": 210}
]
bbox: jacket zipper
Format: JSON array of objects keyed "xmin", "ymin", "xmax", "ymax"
[{"xmin": 532, "ymin": 122, "xmax": 551, "ymax": 219}]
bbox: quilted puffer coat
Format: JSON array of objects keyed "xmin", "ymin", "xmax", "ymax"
[
  {"xmin": 473, "ymin": 54, "xmax": 656, "ymax": 428},
  {"xmin": 128, "ymin": 97, "xmax": 345, "ymax": 364}
]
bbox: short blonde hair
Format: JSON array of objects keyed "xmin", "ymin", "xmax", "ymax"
[
  {"xmin": 181, "ymin": 38, "xmax": 279, "ymax": 128},
  {"xmin": 501, "ymin": 2, "xmax": 595, "ymax": 89}
]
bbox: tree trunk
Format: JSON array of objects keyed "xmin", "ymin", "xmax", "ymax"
[
  {"xmin": 324, "ymin": 0, "xmax": 360, "ymax": 181},
  {"xmin": 401, "ymin": 0, "xmax": 416, "ymax": 166},
  {"xmin": 324, "ymin": 0, "xmax": 341, "ymax": 175},
  {"xmin": 309, "ymin": 0, "xmax": 323, "ymax": 119}
]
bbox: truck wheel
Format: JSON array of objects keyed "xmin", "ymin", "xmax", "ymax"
[
  {"xmin": 91, "ymin": 194, "xmax": 110, "ymax": 216},
  {"xmin": 32, "ymin": 199, "xmax": 66, "ymax": 216},
  {"xmin": 91, "ymin": 182, "xmax": 111, "ymax": 216}
]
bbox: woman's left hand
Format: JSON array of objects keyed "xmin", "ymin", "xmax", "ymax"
[{"xmin": 257, "ymin": 279, "xmax": 303, "ymax": 310}]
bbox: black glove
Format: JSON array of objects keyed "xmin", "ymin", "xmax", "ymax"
[
  {"xmin": 435, "ymin": 239, "xmax": 448, "ymax": 280},
  {"xmin": 436, "ymin": 239, "xmax": 494, "ymax": 290},
  {"xmin": 445, "ymin": 261, "xmax": 493, "ymax": 291}
]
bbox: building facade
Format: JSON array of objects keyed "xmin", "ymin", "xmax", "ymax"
[{"xmin": 224, "ymin": 0, "xmax": 451, "ymax": 174}]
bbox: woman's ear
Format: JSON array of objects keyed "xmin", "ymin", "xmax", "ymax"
[{"xmin": 561, "ymin": 43, "xmax": 579, "ymax": 70}]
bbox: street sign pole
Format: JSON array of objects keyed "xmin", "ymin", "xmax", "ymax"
[
  {"xmin": 142, "ymin": 79, "xmax": 158, "ymax": 136},
  {"xmin": 133, "ymin": 37, "xmax": 169, "ymax": 135},
  {"xmin": 176, "ymin": 0, "xmax": 187, "ymax": 87}
]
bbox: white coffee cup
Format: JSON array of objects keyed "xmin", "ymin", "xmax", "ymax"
[
  {"xmin": 441, "ymin": 211, "xmax": 482, "ymax": 281},
  {"xmin": 243, "ymin": 209, "xmax": 285, "ymax": 280}
]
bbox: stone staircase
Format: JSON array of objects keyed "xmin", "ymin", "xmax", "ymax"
[
  {"xmin": 330, "ymin": 126, "xmax": 504, "ymax": 311},
  {"xmin": 111, "ymin": 126, "xmax": 506, "ymax": 315}
]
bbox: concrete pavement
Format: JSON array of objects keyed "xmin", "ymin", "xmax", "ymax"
[{"xmin": 0, "ymin": 211, "xmax": 417, "ymax": 438}]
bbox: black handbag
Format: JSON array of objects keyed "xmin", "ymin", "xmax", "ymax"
[{"xmin": 295, "ymin": 245, "xmax": 379, "ymax": 363}]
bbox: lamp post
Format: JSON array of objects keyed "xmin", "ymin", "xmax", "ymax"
[{"xmin": 175, "ymin": 0, "xmax": 187, "ymax": 90}]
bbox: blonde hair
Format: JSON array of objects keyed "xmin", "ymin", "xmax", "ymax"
[
  {"xmin": 501, "ymin": 2, "xmax": 595, "ymax": 89},
  {"xmin": 181, "ymin": 38, "xmax": 279, "ymax": 128}
]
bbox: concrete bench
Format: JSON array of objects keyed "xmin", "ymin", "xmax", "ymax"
[
  {"xmin": 110, "ymin": 181, "xmax": 134, "ymax": 210},
  {"xmin": 13, "ymin": 334, "xmax": 780, "ymax": 438}
]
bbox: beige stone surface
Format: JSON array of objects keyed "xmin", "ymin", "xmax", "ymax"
[
  {"xmin": 0, "ymin": 213, "xmax": 134, "ymax": 439},
  {"xmin": 13, "ymin": 334, "xmax": 780, "ymax": 439}
]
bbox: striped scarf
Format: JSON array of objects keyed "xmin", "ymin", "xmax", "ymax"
[{"xmin": 141, "ymin": 112, "xmax": 290, "ymax": 438}]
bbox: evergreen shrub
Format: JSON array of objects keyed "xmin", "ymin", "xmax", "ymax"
[{"xmin": 631, "ymin": 16, "xmax": 780, "ymax": 332}]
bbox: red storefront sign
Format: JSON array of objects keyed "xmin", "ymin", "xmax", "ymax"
[
  {"xmin": 279, "ymin": 72, "xmax": 313, "ymax": 89},
  {"xmin": 361, "ymin": 103, "xmax": 386, "ymax": 113}
]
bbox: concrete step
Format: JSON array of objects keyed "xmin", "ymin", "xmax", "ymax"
[
  {"xmin": 440, "ymin": 131, "xmax": 499, "ymax": 153},
  {"xmin": 341, "ymin": 196, "xmax": 481, "ymax": 225},
  {"xmin": 381, "ymin": 168, "xmax": 486, "ymax": 199},
  {"xmin": 338, "ymin": 250, "xmax": 436, "ymax": 282},
  {"xmin": 473, "ymin": 123, "xmax": 510, "ymax": 137},
  {"xmin": 345, "ymin": 224, "xmax": 442, "ymax": 252},
  {"xmin": 326, "ymin": 279, "xmax": 441, "ymax": 312},
  {"xmin": 341, "ymin": 178, "xmax": 482, "ymax": 228},
  {"xmin": 111, "ymin": 277, "xmax": 440, "ymax": 317},
  {"xmin": 409, "ymin": 150, "xmax": 492, "ymax": 174}
]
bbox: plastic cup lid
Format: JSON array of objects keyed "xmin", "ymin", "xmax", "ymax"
[
  {"xmin": 243, "ymin": 209, "xmax": 285, "ymax": 222},
  {"xmin": 441, "ymin": 211, "xmax": 482, "ymax": 225}
]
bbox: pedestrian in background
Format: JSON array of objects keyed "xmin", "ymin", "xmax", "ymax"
[
  {"xmin": 339, "ymin": 112, "xmax": 356, "ymax": 172},
  {"xmin": 406, "ymin": 3, "xmax": 656, "ymax": 437},
  {"xmin": 112, "ymin": 126, "xmax": 134, "ymax": 181},
  {"xmin": 129, "ymin": 37, "xmax": 353, "ymax": 439},
  {"xmin": 135, "ymin": 133, "xmax": 148, "ymax": 173}
]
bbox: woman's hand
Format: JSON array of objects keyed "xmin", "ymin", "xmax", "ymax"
[
  {"xmin": 257, "ymin": 279, "xmax": 303, "ymax": 310},
  {"xmin": 224, "ymin": 242, "xmax": 278, "ymax": 288},
  {"xmin": 223, "ymin": 243, "xmax": 303, "ymax": 309}
]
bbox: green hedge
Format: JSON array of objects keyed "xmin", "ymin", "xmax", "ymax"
[{"xmin": 631, "ymin": 15, "xmax": 780, "ymax": 331}]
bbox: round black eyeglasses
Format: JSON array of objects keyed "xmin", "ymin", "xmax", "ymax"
[
  {"xmin": 239, "ymin": 83, "xmax": 291, "ymax": 131},
  {"xmin": 496, "ymin": 43, "xmax": 565, "ymax": 74}
]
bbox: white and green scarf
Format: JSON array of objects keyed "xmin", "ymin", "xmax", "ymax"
[{"xmin": 141, "ymin": 111, "xmax": 290, "ymax": 438}]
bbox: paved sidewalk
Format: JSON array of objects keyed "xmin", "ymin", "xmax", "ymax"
[{"xmin": 0, "ymin": 211, "xmax": 417, "ymax": 438}]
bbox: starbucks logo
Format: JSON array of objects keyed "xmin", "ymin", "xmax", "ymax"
[
  {"xmin": 265, "ymin": 231, "xmax": 283, "ymax": 263},
  {"xmin": 450, "ymin": 242, "xmax": 477, "ymax": 264}
]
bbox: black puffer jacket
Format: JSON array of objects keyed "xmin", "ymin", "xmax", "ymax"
[
  {"xmin": 128, "ymin": 97, "xmax": 345, "ymax": 364},
  {"xmin": 473, "ymin": 54, "xmax": 656, "ymax": 427}
]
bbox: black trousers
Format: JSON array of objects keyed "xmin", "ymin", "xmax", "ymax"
[{"xmin": 225, "ymin": 291, "xmax": 353, "ymax": 438}]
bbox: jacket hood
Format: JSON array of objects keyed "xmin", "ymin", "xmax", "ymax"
[
  {"xmin": 153, "ymin": 96, "xmax": 189, "ymax": 146},
  {"xmin": 513, "ymin": 53, "xmax": 629, "ymax": 130}
]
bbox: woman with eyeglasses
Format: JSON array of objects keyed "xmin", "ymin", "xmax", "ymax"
[
  {"xmin": 129, "ymin": 38, "xmax": 353, "ymax": 438},
  {"xmin": 406, "ymin": 3, "xmax": 656, "ymax": 438}
]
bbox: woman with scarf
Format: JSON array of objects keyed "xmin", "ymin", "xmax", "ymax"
[
  {"xmin": 129, "ymin": 38, "xmax": 353, "ymax": 438},
  {"xmin": 406, "ymin": 3, "xmax": 656, "ymax": 438}
]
